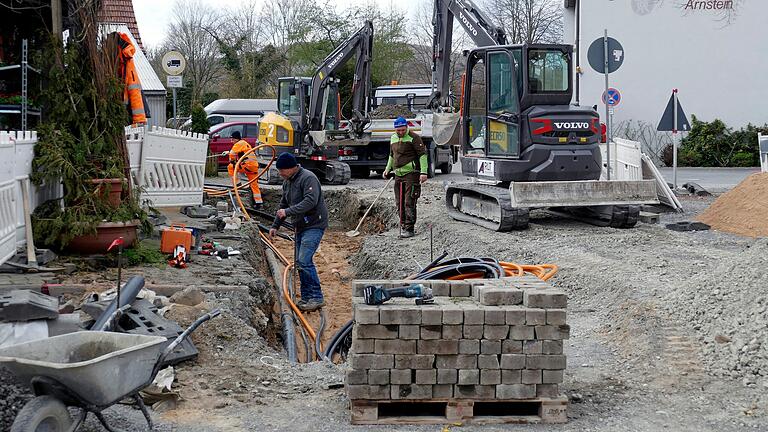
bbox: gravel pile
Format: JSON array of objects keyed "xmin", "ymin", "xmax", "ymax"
[
  {"xmin": 369, "ymin": 104, "xmax": 413, "ymax": 119},
  {"xmin": 0, "ymin": 368, "xmax": 31, "ymax": 430}
]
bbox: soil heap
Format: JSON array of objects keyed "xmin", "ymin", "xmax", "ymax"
[
  {"xmin": 697, "ymin": 172, "xmax": 768, "ymax": 238},
  {"xmin": 369, "ymin": 104, "xmax": 413, "ymax": 119}
]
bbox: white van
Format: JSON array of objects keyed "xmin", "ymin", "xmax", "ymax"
[{"xmin": 181, "ymin": 99, "xmax": 278, "ymax": 131}]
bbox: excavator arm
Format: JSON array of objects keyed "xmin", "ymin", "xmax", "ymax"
[
  {"xmin": 429, "ymin": 0, "xmax": 507, "ymax": 110},
  {"xmin": 308, "ymin": 20, "xmax": 374, "ymax": 135}
]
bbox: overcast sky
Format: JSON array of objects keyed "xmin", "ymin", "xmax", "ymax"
[{"xmin": 133, "ymin": 0, "xmax": 415, "ymax": 50}]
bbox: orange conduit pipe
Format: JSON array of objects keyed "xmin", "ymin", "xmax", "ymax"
[
  {"xmin": 440, "ymin": 263, "xmax": 558, "ymax": 282},
  {"xmin": 259, "ymin": 231, "xmax": 317, "ymax": 350}
]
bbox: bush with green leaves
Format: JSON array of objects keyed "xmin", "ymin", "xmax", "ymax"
[{"xmin": 672, "ymin": 115, "xmax": 767, "ymax": 167}]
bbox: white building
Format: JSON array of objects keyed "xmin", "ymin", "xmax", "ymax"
[{"xmin": 564, "ymin": 0, "xmax": 767, "ymax": 129}]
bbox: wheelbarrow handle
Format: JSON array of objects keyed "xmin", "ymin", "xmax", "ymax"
[{"xmin": 155, "ymin": 309, "xmax": 221, "ymax": 370}]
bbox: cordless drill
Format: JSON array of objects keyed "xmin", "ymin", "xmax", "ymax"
[{"xmin": 363, "ymin": 284, "xmax": 435, "ymax": 306}]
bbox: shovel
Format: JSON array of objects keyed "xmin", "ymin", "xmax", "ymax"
[{"xmin": 346, "ymin": 177, "xmax": 393, "ymax": 237}]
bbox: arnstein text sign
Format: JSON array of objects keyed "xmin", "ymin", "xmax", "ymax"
[{"xmin": 683, "ymin": 0, "xmax": 734, "ymax": 10}]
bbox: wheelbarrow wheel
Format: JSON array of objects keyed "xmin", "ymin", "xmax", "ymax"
[{"xmin": 11, "ymin": 396, "xmax": 73, "ymax": 432}]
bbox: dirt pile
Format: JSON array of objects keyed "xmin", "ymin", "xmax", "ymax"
[
  {"xmin": 369, "ymin": 104, "xmax": 413, "ymax": 119},
  {"xmin": 697, "ymin": 173, "xmax": 768, "ymax": 238}
]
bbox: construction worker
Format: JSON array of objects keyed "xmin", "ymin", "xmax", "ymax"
[
  {"xmin": 382, "ymin": 116, "xmax": 428, "ymax": 238},
  {"xmin": 270, "ymin": 153, "xmax": 328, "ymax": 312},
  {"xmin": 227, "ymin": 131, "xmax": 263, "ymax": 206}
]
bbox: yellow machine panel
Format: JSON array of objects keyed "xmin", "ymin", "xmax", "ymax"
[{"xmin": 258, "ymin": 112, "xmax": 295, "ymax": 152}]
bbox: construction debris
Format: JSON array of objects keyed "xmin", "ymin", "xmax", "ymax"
[
  {"xmin": 0, "ymin": 290, "xmax": 59, "ymax": 322},
  {"xmin": 170, "ymin": 287, "xmax": 205, "ymax": 307}
]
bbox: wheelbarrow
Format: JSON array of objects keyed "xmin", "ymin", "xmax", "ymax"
[{"xmin": 0, "ymin": 309, "xmax": 220, "ymax": 432}]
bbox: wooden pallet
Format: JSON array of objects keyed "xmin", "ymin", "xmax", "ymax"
[{"xmin": 350, "ymin": 397, "xmax": 567, "ymax": 425}]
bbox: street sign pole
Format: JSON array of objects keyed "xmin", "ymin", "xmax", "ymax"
[
  {"xmin": 603, "ymin": 29, "xmax": 611, "ymax": 180},
  {"xmin": 173, "ymin": 87, "xmax": 178, "ymax": 129},
  {"xmin": 673, "ymin": 89, "xmax": 678, "ymax": 190}
]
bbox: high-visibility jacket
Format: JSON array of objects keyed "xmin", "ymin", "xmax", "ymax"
[
  {"xmin": 228, "ymin": 139, "xmax": 262, "ymax": 204},
  {"xmin": 116, "ymin": 33, "xmax": 147, "ymax": 125}
]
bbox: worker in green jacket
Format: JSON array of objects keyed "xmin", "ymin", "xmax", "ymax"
[{"xmin": 382, "ymin": 116, "xmax": 428, "ymax": 238}]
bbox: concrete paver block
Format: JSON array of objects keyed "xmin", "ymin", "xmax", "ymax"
[
  {"xmin": 375, "ymin": 339, "xmax": 417, "ymax": 354},
  {"xmin": 500, "ymin": 354, "xmax": 526, "ymax": 370},
  {"xmin": 521, "ymin": 369, "xmax": 542, "ymax": 384},
  {"xmin": 463, "ymin": 325, "xmax": 484, "ymax": 339},
  {"xmin": 349, "ymin": 354, "xmax": 394, "ymax": 370},
  {"xmin": 484, "ymin": 325, "xmax": 509, "ymax": 340},
  {"xmin": 415, "ymin": 369, "xmax": 436, "ymax": 384},
  {"xmin": 458, "ymin": 369, "xmax": 480, "ymax": 385},
  {"xmin": 390, "ymin": 369, "xmax": 411, "ymax": 385},
  {"xmin": 395, "ymin": 354, "xmax": 435, "ymax": 369},
  {"xmin": 526, "ymin": 354, "xmax": 567, "ymax": 370},
  {"xmin": 546, "ymin": 309, "xmax": 567, "ymax": 325},
  {"xmin": 484, "ymin": 308, "xmax": 507, "ymax": 325},
  {"xmin": 459, "ymin": 339, "xmax": 480, "ymax": 354},
  {"xmin": 501, "ymin": 369, "xmax": 522, "ymax": 384},
  {"xmin": 480, "ymin": 369, "xmax": 501, "ymax": 385},
  {"xmin": 480, "ymin": 339, "xmax": 502, "ymax": 355},
  {"xmin": 437, "ymin": 369, "xmax": 458, "ymax": 384},
  {"xmin": 442, "ymin": 324, "xmax": 463, "ymax": 339},
  {"xmin": 418, "ymin": 339, "xmax": 459, "ymax": 355},
  {"xmin": 392, "ymin": 384, "xmax": 433, "ymax": 400},
  {"xmin": 535, "ymin": 325, "xmax": 571, "ymax": 340},
  {"xmin": 368, "ymin": 369, "xmax": 390, "ymax": 385},
  {"xmin": 478, "ymin": 354, "xmax": 500, "ymax": 369},
  {"xmin": 496, "ymin": 384, "xmax": 535, "ymax": 399},
  {"xmin": 399, "ymin": 325, "xmax": 420, "ymax": 340},
  {"xmin": 542, "ymin": 340, "xmax": 563, "ymax": 354},
  {"xmin": 524, "ymin": 289, "xmax": 567, "ymax": 309},
  {"xmin": 525, "ymin": 309, "xmax": 547, "ymax": 325},
  {"xmin": 420, "ymin": 325, "xmax": 442, "ymax": 340}
]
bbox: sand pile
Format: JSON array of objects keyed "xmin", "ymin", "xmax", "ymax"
[
  {"xmin": 369, "ymin": 104, "xmax": 413, "ymax": 119},
  {"xmin": 697, "ymin": 172, "xmax": 768, "ymax": 238}
]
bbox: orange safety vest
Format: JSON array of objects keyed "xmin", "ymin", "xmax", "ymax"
[
  {"xmin": 229, "ymin": 140, "xmax": 257, "ymax": 168},
  {"xmin": 116, "ymin": 33, "xmax": 147, "ymax": 125}
]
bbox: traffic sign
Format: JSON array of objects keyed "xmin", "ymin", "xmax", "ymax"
[
  {"xmin": 602, "ymin": 88, "xmax": 621, "ymax": 106},
  {"xmin": 588, "ymin": 37, "xmax": 625, "ymax": 74},
  {"xmin": 162, "ymin": 51, "xmax": 186, "ymax": 76},
  {"xmin": 166, "ymin": 75, "xmax": 183, "ymax": 88},
  {"xmin": 657, "ymin": 91, "xmax": 690, "ymax": 132}
]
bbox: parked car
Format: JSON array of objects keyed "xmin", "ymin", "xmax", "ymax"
[{"xmin": 208, "ymin": 122, "xmax": 260, "ymax": 170}]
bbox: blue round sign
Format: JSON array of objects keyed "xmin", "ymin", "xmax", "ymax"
[{"xmin": 602, "ymin": 88, "xmax": 621, "ymax": 106}]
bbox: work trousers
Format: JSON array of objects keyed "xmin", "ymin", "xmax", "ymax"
[
  {"xmin": 295, "ymin": 228, "xmax": 325, "ymax": 301},
  {"xmin": 394, "ymin": 172, "xmax": 421, "ymax": 233},
  {"xmin": 228, "ymin": 161, "xmax": 262, "ymax": 204}
]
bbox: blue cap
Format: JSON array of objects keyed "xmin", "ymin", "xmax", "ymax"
[
  {"xmin": 275, "ymin": 152, "xmax": 298, "ymax": 169},
  {"xmin": 394, "ymin": 116, "xmax": 407, "ymax": 128}
]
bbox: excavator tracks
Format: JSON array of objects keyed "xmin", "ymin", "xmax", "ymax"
[
  {"xmin": 550, "ymin": 205, "xmax": 641, "ymax": 229},
  {"xmin": 324, "ymin": 161, "xmax": 351, "ymax": 185},
  {"xmin": 445, "ymin": 183, "xmax": 530, "ymax": 231}
]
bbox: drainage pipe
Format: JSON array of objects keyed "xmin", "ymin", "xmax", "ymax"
[{"xmin": 264, "ymin": 248, "xmax": 298, "ymax": 364}]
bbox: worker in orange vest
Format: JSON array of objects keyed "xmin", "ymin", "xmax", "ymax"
[
  {"xmin": 227, "ymin": 131, "xmax": 263, "ymax": 206},
  {"xmin": 116, "ymin": 32, "xmax": 147, "ymax": 125}
]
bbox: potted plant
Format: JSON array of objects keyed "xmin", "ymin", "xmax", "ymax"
[{"xmin": 30, "ymin": 2, "xmax": 149, "ymax": 253}]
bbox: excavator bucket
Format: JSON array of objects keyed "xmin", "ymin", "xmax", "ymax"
[
  {"xmin": 432, "ymin": 112, "xmax": 461, "ymax": 146},
  {"xmin": 509, "ymin": 180, "xmax": 659, "ymax": 208}
]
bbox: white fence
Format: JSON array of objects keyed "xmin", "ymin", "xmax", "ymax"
[
  {"xmin": 600, "ymin": 138, "xmax": 643, "ymax": 181},
  {"xmin": 0, "ymin": 134, "xmax": 16, "ymax": 265},
  {"xmin": 759, "ymin": 133, "xmax": 768, "ymax": 173},
  {"xmin": 127, "ymin": 126, "xmax": 209, "ymax": 207}
]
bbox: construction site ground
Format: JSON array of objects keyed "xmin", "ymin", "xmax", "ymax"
[{"xmin": 2, "ymin": 168, "xmax": 767, "ymax": 431}]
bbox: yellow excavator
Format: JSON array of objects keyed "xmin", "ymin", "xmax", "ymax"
[{"xmin": 258, "ymin": 21, "xmax": 374, "ymax": 185}]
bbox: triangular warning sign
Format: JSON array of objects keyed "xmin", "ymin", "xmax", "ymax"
[{"xmin": 657, "ymin": 93, "xmax": 691, "ymax": 132}]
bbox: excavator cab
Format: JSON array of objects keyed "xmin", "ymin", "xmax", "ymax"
[{"xmin": 459, "ymin": 44, "xmax": 602, "ymax": 182}]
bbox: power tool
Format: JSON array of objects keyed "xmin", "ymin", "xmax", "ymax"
[{"xmin": 363, "ymin": 284, "xmax": 435, "ymax": 306}]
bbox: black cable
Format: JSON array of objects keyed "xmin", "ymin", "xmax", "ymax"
[
  {"xmin": 295, "ymin": 316, "xmax": 312, "ymax": 363},
  {"xmin": 316, "ymin": 309, "xmax": 330, "ymax": 362},
  {"xmin": 324, "ymin": 319, "xmax": 354, "ymax": 359}
]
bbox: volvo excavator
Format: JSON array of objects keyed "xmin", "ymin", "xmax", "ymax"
[
  {"xmin": 429, "ymin": 0, "xmax": 658, "ymax": 230},
  {"xmin": 258, "ymin": 21, "xmax": 374, "ymax": 185}
]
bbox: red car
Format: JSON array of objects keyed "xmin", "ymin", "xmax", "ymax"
[{"xmin": 208, "ymin": 122, "xmax": 260, "ymax": 169}]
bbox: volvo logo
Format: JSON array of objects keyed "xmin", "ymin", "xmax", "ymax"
[
  {"xmin": 554, "ymin": 122, "xmax": 589, "ymax": 129},
  {"xmin": 327, "ymin": 52, "xmax": 344, "ymax": 71},
  {"xmin": 458, "ymin": 12, "xmax": 478, "ymax": 36}
]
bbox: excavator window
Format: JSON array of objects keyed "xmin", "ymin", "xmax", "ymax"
[
  {"xmin": 278, "ymin": 80, "xmax": 301, "ymax": 116},
  {"xmin": 487, "ymin": 51, "xmax": 520, "ymax": 157},
  {"xmin": 527, "ymin": 49, "xmax": 569, "ymax": 93},
  {"xmin": 466, "ymin": 56, "xmax": 487, "ymax": 156}
]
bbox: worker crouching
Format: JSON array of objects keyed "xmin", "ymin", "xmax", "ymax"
[
  {"xmin": 227, "ymin": 131, "xmax": 263, "ymax": 207},
  {"xmin": 270, "ymin": 153, "xmax": 328, "ymax": 312},
  {"xmin": 383, "ymin": 116, "xmax": 428, "ymax": 238}
]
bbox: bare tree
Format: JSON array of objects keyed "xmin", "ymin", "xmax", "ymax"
[
  {"xmin": 162, "ymin": 0, "xmax": 223, "ymax": 104},
  {"xmin": 488, "ymin": 0, "xmax": 563, "ymax": 44}
]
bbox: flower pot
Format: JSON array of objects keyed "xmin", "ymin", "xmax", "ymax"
[
  {"xmin": 66, "ymin": 220, "xmax": 138, "ymax": 254},
  {"xmin": 89, "ymin": 178, "xmax": 125, "ymax": 208}
]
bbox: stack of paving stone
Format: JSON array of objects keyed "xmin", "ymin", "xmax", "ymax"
[{"xmin": 346, "ymin": 276, "xmax": 569, "ymax": 424}]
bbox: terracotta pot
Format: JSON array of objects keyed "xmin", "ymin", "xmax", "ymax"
[
  {"xmin": 66, "ymin": 220, "xmax": 138, "ymax": 254},
  {"xmin": 89, "ymin": 178, "xmax": 125, "ymax": 207}
]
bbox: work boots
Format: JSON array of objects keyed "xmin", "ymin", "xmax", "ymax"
[
  {"xmin": 400, "ymin": 230, "xmax": 415, "ymax": 238},
  {"xmin": 298, "ymin": 298, "xmax": 325, "ymax": 312}
]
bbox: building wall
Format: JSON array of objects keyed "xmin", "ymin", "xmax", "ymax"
[
  {"xmin": 145, "ymin": 93, "xmax": 166, "ymax": 129},
  {"xmin": 564, "ymin": 0, "xmax": 767, "ymax": 128}
]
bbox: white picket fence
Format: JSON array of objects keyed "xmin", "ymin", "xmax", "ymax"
[
  {"xmin": 759, "ymin": 133, "xmax": 768, "ymax": 173},
  {"xmin": 126, "ymin": 126, "xmax": 209, "ymax": 207}
]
